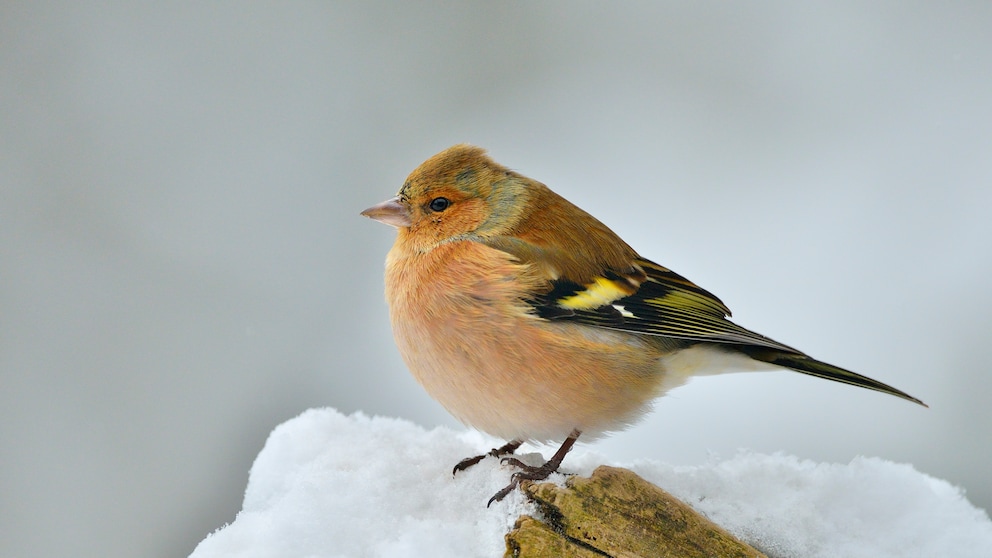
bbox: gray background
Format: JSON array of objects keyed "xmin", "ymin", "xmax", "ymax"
[{"xmin": 2, "ymin": 3, "xmax": 990, "ymax": 557}]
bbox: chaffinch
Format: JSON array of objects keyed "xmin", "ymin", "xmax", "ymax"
[{"xmin": 361, "ymin": 144, "xmax": 925, "ymax": 505}]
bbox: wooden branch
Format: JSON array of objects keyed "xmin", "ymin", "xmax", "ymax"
[{"xmin": 505, "ymin": 465, "xmax": 766, "ymax": 558}]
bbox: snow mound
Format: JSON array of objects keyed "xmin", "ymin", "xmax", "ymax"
[{"xmin": 191, "ymin": 408, "xmax": 991, "ymax": 558}]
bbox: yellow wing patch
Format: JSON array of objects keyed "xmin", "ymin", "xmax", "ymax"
[{"xmin": 557, "ymin": 276, "xmax": 635, "ymax": 311}]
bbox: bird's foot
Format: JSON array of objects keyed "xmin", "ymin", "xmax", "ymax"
[
  {"xmin": 498, "ymin": 457, "xmax": 561, "ymax": 474},
  {"xmin": 487, "ymin": 459, "xmax": 562, "ymax": 506},
  {"xmin": 486, "ymin": 430, "xmax": 580, "ymax": 507},
  {"xmin": 452, "ymin": 439, "xmax": 522, "ymax": 475}
]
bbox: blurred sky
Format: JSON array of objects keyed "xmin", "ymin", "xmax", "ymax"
[{"xmin": 2, "ymin": 3, "xmax": 990, "ymax": 557}]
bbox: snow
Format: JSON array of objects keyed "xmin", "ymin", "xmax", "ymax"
[{"xmin": 191, "ymin": 408, "xmax": 991, "ymax": 558}]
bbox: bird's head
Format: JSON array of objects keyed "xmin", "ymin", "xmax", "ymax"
[{"xmin": 361, "ymin": 144, "xmax": 532, "ymax": 251}]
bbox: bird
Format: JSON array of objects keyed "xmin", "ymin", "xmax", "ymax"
[{"xmin": 361, "ymin": 144, "xmax": 926, "ymax": 505}]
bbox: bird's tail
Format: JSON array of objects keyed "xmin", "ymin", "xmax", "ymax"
[{"xmin": 736, "ymin": 346, "xmax": 927, "ymax": 407}]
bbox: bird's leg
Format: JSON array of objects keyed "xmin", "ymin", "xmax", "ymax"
[
  {"xmin": 452, "ymin": 439, "xmax": 523, "ymax": 475},
  {"xmin": 487, "ymin": 430, "xmax": 580, "ymax": 506}
]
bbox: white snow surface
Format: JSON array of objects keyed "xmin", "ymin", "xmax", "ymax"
[{"xmin": 191, "ymin": 408, "xmax": 991, "ymax": 558}]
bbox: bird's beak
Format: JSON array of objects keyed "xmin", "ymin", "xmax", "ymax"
[{"xmin": 360, "ymin": 196, "xmax": 412, "ymax": 228}]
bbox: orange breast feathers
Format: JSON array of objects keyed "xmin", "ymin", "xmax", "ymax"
[{"xmin": 383, "ymin": 240, "xmax": 664, "ymax": 442}]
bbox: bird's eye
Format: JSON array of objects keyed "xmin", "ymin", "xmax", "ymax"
[{"xmin": 428, "ymin": 197, "xmax": 450, "ymax": 212}]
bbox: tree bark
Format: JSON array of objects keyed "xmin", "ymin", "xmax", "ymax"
[{"xmin": 505, "ymin": 465, "xmax": 765, "ymax": 558}]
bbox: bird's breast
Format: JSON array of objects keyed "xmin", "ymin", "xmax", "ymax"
[{"xmin": 382, "ymin": 240, "xmax": 668, "ymax": 442}]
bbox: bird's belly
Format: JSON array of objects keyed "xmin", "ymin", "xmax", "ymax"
[{"xmin": 390, "ymin": 303, "xmax": 667, "ymax": 442}]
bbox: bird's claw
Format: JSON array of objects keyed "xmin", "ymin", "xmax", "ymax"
[
  {"xmin": 452, "ymin": 440, "xmax": 523, "ymax": 476},
  {"xmin": 452, "ymin": 454, "xmax": 487, "ymax": 475},
  {"xmin": 486, "ymin": 431, "xmax": 580, "ymax": 506},
  {"xmin": 486, "ymin": 460, "xmax": 561, "ymax": 506},
  {"xmin": 486, "ymin": 483, "xmax": 517, "ymax": 507}
]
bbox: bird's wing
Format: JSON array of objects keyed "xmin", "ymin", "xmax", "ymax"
[
  {"xmin": 478, "ymin": 237, "xmax": 927, "ymax": 407},
  {"xmin": 527, "ymin": 256, "xmax": 799, "ymax": 352}
]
